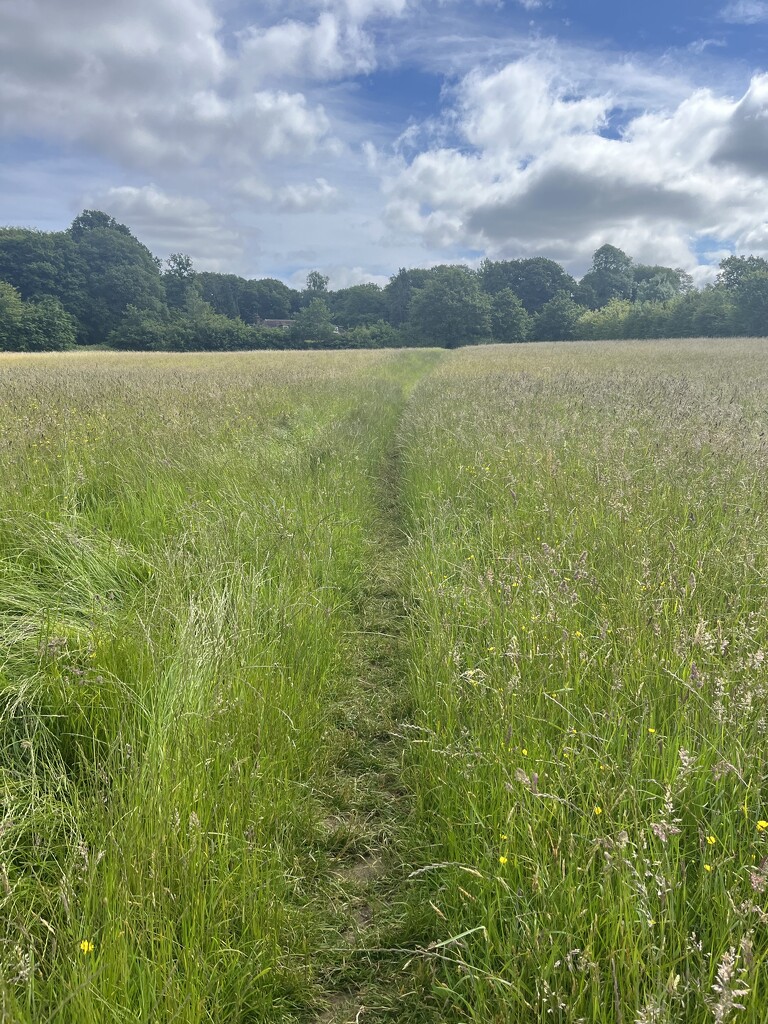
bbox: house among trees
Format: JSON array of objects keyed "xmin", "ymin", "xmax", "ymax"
[{"xmin": 260, "ymin": 318, "xmax": 295, "ymax": 329}]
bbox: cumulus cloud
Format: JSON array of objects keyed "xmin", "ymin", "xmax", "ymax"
[
  {"xmin": 238, "ymin": 176, "xmax": 342, "ymax": 212},
  {"xmin": 711, "ymin": 74, "xmax": 768, "ymax": 175},
  {"xmin": 238, "ymin": 14, "xmax": 376, "ymax": 85},
  {"xmin": 0, "ymin": 0, "xmax": 335, "ymax": 170},
  {"xmin": 378, "ymin": 57, "xmax": 768, "ymax": 273},
  {"xmin": 84, "ymin": 185, "xmax": 245, "ymax": 270}
]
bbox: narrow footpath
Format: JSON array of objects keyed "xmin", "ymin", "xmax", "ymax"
[{"xmin": 310, "ymin": 350, "xmax": 443, "ymax": 1024}]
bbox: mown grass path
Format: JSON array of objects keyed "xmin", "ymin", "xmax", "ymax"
[{"xmin": 308, "ymin": 349, "xmax": 445, "ymax": 1024}]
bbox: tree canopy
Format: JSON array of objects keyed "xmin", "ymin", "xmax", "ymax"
[{"xmin": 2, "ymin": 211, "xmax": 768, "ymax": 350}]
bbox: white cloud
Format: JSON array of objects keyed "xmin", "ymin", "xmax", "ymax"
[
  {"xmin": 3, "ymin": 0, "xmax": 768, "ymax": 286},
  {"xmin": 84, "ymin": 185, "xmax": 245, "ymax": 270},
  {"xmin": 379, "ymin": 59, "xmax": 768, "ymax": 274},
  {"xmin": 276, "ymin": 178, "xmax": 342, "ymax": 213},
  {"xmin": 238, "ymin": 14, "xmax": 376, "ymax": 85},
  {"xmin": 237, "ymin": 176, "xmax": 342, "ymax": 212},
  {"xmin": 459, "ymin": 59, "xmax": 611, "ymax": 157},
  {"xmin": 720, "ymin": 1, "xmax": 768, "ymax": 24},
  {"xmin": 0, "ymin": 0, "xmax": 335, "ymax": 171}
]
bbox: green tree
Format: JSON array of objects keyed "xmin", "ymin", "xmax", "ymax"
[
  {"xmin": 577, "ymin": 298, "xmax": 632, "ymax": 340},
  {"xmin": 533, "ymin": 292, "xmax": 585, "ymax": 341},
  {"xmin": 198, "ymin": 273, "xmax": 243, "ymax": 319},
  {"xmin": 480, "ymin": 257, "xmax": 576, "ymax": 313},
  {"xmin": 23, "ymin": 296, "xmax": 77, "ymax": 351},
  {"xmin": 732, "ymin": 272, "xmax": 768, "ymax": 335},
  {"xmin": 67, "ymin": 211, "xmax": 166, "ymax": 344},
  {"xmin": 633, "ymin": 264, "xmax": 692, "ymax": 301},
  {"xmin": 304, "ymin": 270, "xmax": 329, "ymax": 297},
  {"xmin": 291, "ymin": 297, "xmax": 335, "ymax": 342},
  {"xmin": 716, "ymin": 255, "xmax": 768, "ymax": 291},
  {"xmin": 329, "ymin": 284, "xmax": 387, "ymax": 328},
  {"xmin": 577, "ymin": 244, "xmax": 634, "ymax": 308},
  {"xmin": 489, "ymin": 288, "xmax": 531, "ymax": 342},
  {"xmin": 407, "ymin": 266, "xmax": 491, "ymax": 348},
  {"xmin": 164, "ymin": 253, "xmax": 202, "ymax": 312},
  {"xmin": 384, "ymin": 268, "xmax": 432, "ymax": 326},
  {"xmin": 109, "ymin": 305, "xmax": 171, "ymax": 350},
  {"xmin": 691, "ymin": 287, "xmax": 736, "ymax": 337},
  {"xmin": 69, "ymin": 210, "xmax": 132, "ymax": 240},
  {"xmin": 245, "ymin": 278, "xmax": 298, "ymax": 321},
  {"xmin": 344, "ymin": 320, "xmax": 402, "ymax": 348},
  {"xmin": 0, "ymin": 280, "xmax": 26, "ymax": 350},
  {"xmin": 0, "ymin": 282, "xmax": 76, "ymax": 351}
]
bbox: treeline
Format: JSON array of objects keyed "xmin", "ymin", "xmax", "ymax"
[{"xmin": 1, "ymin": 210, "xmax": 767, "ymax": 350}]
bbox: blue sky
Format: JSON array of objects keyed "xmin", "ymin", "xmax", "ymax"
[{"xmin": 2, "ymin": 0, "xmax": 768, "ymax": 287}]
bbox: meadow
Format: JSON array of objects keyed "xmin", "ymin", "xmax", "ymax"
[{"xmin": 0, "ymin": 341, "xmax": 767, "ymax": 1023}]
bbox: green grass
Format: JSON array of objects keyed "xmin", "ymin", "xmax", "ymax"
[{"xmin": 1, "ymin": 341, "xmax": 768, "ymax": 1023}]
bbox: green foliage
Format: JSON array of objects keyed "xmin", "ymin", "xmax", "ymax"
[
  {"xmin": 692, "ymin": 286, "xmax": 737, "ymax": 337},
  {"xmin": 489, "ymin": 287, "xmax": 532, "ymax": 342},
  {"xmin": 291, "ymin": 296, "xmax": 335, "ymax": 342},
  {"xmin": 329, "ymin": 283, "xmax": 387, "ymax": 327},
  {"xmin": 384, "ymin": 267, "xmax": 432, "ymax": 326},
  {"xmin": 717, "ymin": 254, "xmax": 768, "ymax": 291},
  {"xmin": 344, "ymin": 319, "xmax": 403, "ymax": 348},
  {"xmin": 481, "ymin": 256, "xmax": 577, "ymax": 313},
  {"xmin": 533, "ymin": 290, "xmax": 585, "ymax": 340},
  {"xmin": 304, "ymin": 269, "xmax": 330, "ymax": 296},
  {"xmin": 577, "ymin": 243, "xmax": 635, "ymax": 308},
  {"xmin": 577, "ymin": 298, "xmax": 634, "ymax": 339},
  {"xmin": 3, "ymin": 211, "xmax": 768, "ymax": 350},
  {"xmin": 163, "ymin": 252, "xmax": 200, "ymax": 312},
  {"xmin": 407, "ymin": 265, "xmax": 491, "ymax": 347},
  {"xmin": 66, "ymin": 214, "xmax": 166, "ymax": 344},
  {"xmin": 0, "ymin": 281, "xmax": 76, "ymax": 350}
]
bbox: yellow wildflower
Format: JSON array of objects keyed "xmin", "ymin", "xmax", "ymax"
[
  {"xmin": 704, "ymin": 864, "xmax": 712, "ymax": 872},
  {"xmin": 757, "ymin": 821, "xmax": 768, "ymax": 832},
  {"xmin": 79, "ymin": 940, "xmax": 94, "ymax": 954},
  {"xmin": 706, "ymin": 835, "xmax": 716, "ymax": 846},
  {"xmin": 594, "ymin": 806, "xmax": 603, "ymax": 816},
  {"xmin": 648, "ymin": 728, "xmax": 656, "ymax": 734},
  {"xmin": 499, "ymin": 855, "xmax": 508, "ymax": 865}
]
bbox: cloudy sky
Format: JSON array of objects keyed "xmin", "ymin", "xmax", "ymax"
[{"xmin": 2, "ymin": 0, "xmax": 768, "ymax": 287}]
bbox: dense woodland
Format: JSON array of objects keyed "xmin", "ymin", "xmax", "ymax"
[{"xmin": 1, "ymin": 210, "xmax": 767, "ymax": 350}]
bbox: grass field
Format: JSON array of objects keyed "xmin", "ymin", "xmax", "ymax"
[{"xmin": 1, "ymin": 342, "xmax": 767, "ymax": 1023}]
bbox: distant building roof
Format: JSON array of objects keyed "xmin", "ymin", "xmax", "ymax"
[{"xmin": 261, "ymin": 319, "xmax": 295, "ymax": 328}]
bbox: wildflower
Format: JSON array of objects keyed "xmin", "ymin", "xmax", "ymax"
[
  {"xmin": 707, "ymin": 835, "xmax": 717, "ymax": 846},
  {"xmin": 594, "ymin": 806, "xmax": 603, "ymax": 816},
  {"xmin": 521, "ymin": 748, "xmax": 528, "ymax": 756},
  {"xmin": 757, "ymin": 821, "xmax": 768, "ymax": 832},
  {"xmin": 499, "ymin": 855, "xmax": 508, "ymax": 865},
  {"xmin": 704, "ymin": 864, "xmax": 713, "ymax": 872},
  {"xmin": 574, "ymin": 630, "xmax": 583, "ymax": 638},
  {"xmin": 648, "ymin": 727, "xmax": 656, "ymax": 734},
  {"xmin": 500, "ymin": 833, "xmax": 508, "ymax": 840},
  {"xmin": 79, "ymin": 940, "xmax": 94, "ymax": 954}
]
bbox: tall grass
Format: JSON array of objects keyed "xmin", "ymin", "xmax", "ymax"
[
  {"xmin": 398, "ymin": 340, "xmax": 768, "ymax": 1022},
  {"xmin": 0, "ymin": 349, "xmax": 437, "ymax": 1022},
  {"xmin": 3, "ymin": 341, "xmax": 768, "ymax": 1023}
]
